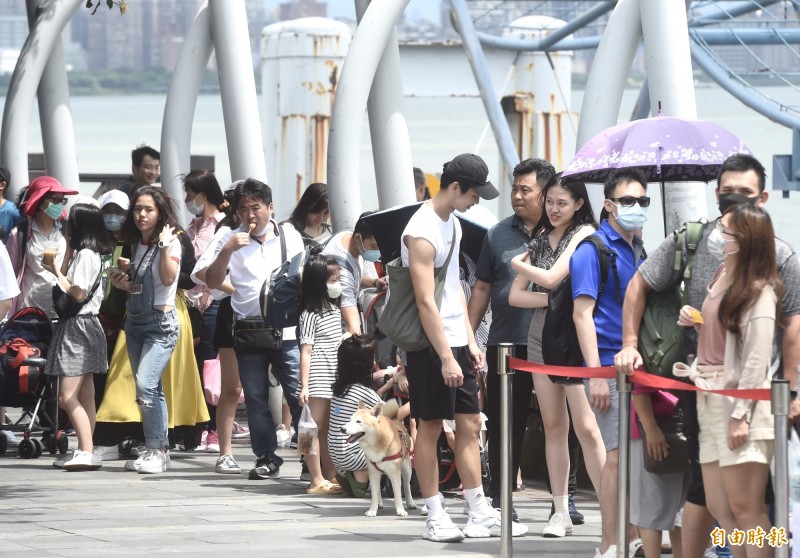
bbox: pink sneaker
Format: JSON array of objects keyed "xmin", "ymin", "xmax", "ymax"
[
  {"xmin": 206, "ymin": 431, "xmax": 220, "ymax": 453},
  {"xmin": 232, "ymin": 422, "xmax": 250, "ymax": 439},
  {"xmin": 193, "ymin": 430, "xmax": 208, "ymax": 452}
]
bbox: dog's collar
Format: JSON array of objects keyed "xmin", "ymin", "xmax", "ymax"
[{"xmin": 369, "ymin": 431, "xmax": 411, "ymax": 472}]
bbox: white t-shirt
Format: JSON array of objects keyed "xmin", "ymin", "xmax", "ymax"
[
  {"xmin": 400, "ymin": 202, "xmax": 466, "ymax": 347},
  {"xmin": 20, "ymin": 220, "xmax": 67, "ymax": 317},
  {"xmin": 215, "ymin": 221, "xmax": 304, "ymax": 340},
  {"xmin": 191, "ymin": 225, "xmax": 231, "ymax": 302},
  {"xmin": 131, "ymin": 239, "xmax": 181, "ymax": 307},
  {"xmin": 58, "ymin": 249, "xmax": 104, "ymax": 315},
  {"xmin": 0, "ymin": 241, "xmax": 21, "ymax": 308},
  {"xmin": 321, "ymin": 231, "xmax": 372, "ymax": 309}
]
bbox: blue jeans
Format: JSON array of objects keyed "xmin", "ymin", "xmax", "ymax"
[
  {"xmin": 235, "ymin": 340, "xmax": 301, "ymax": 458},
  {"xmin": 125, "ymin": 310, "xmax": 179, "ymax": 449}
]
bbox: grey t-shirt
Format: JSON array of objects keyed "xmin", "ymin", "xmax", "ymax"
[
  {"xmin": 475, "ymin": 214, "xmax": 535, "ymax": 346},
  {"xmin": 638, "ymin": 218, "xmax": 800, "ymax": 376},
  {"xmin": 321, "ymin": 231, "xmax": 362, "ymax": 309}
]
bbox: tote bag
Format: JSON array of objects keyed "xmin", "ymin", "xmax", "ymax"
[{"xmin": 378, "ymin": 228, "xmax": 456, "ymax": 352}]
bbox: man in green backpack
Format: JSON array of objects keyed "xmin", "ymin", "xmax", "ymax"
[{"xmin": 614, "ymin": 153, "xmax": 800, "ymax": 557}]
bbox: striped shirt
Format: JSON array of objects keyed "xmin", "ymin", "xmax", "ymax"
[
  {"xmin": 328, "ymin": 383, "xmax": 382, "ymax": 473},
  {"xmin": 298, "ymin": 306, "xmax": 342, "ymax": 399}
]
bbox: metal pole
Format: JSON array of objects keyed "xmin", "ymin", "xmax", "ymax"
[
  {"xmin": 354, "ymin": 0, "xmax": 416, "ymax": 211},
  {"xmin": 449, "ymin": 0, "xmax": 519, "ymax": 190},
  {"xmin": 209, "ymin": 0, "xmax": 267, "ymax": 183},
  {"xmin": 161, "ymin": 1, "xmax": 213, "ymax": 227},
  {"xmin": 26, "ymin": 0, "xmax": 80, "ymax": 193},
  {"xmin": 0, "ymin": 0, "xmax": 83, "ymax": 199},
  {"xmin": 772, "ymin": 379, "xmax": 790, "ymax": 558},
  {"xmin": 616, "ymin": 370, "xmax": 631, "ymax": 558},
  {"xmin": 497, "ymin": 343, "xmax": 514, "ymax": 557},
  {"xmin": 327, "ymin": 0, "xmax": 411, "ymax": 231}
]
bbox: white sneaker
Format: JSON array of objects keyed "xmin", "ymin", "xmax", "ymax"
[
  {"xmin": 125, "ymin": 449, "xmax": 170, "ymax": 472},
  {"xmin": 137, "ymin": 449, "xmax": 167, "ymax": 474},
  {"xmin": 423, "ymin": 512, "xmax": 465, "ymax": 543},
  {"xmin": 53, "ymin": 450, "xmax": 75, "ymax": 469},
  {"xmin": 63, "ymin": 450, "xmax": 102, "ymax": 471},
  {"xmin": 542, "ymin": 512, "xmax": 573, "ymax": 537},
  {"xmin": 1, "ymin": 430, "xmax": 21, "ymax": 446},
  {"xmin": 193, "ymin": 430, "xmax": 209, "ymax": 452},
  {"xmin": 93, "ymin": 445, "xmax": 120, "ymax": 461},
  {"xmin": 276, "ymin": 425, "xmax": 293, "ymax": 448},
  {"xmin": 463, "ymin": 507, "xmax": 528, "ymax": 538},
  {"xmin": 594, "ymin": 545, "xmax": 617, "ymax": 558},
  {"xmin": 215, "ymin": 454, "xmax": 241, "ymax": 474}
]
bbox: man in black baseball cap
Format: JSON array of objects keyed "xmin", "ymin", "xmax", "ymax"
[
  {"xmin": 0, "ymin": 166, "xmax": 21, "ymax": 244},
  {"xmin": 441, "ymin": 153, "xmax": 499, "ymax": 201},
  {"xmin": 396, "ymin": 152, "xmax": 527, "ymax": 542}
]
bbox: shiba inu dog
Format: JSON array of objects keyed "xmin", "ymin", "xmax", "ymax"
[{"xmin": 342, "ymin": 399, "xmax": 417, "ymax": 517}]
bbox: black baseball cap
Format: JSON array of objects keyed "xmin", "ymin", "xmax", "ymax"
[{"xmin": 441, "ymin": 153, "xmax": 499, "ymax": 200}]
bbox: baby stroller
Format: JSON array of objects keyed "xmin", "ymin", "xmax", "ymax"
[{"xmin": 0, "ymin": 307, "xmax": 65, "ymax": 458}]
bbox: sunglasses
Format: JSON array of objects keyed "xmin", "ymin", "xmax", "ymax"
[
  {"xmin": 46, "ymin": 197, "xmax": 68, "ymax": 205},
  {"xmin": 609, "ymin": 196, "xmax": 651, "ymax": 208}
]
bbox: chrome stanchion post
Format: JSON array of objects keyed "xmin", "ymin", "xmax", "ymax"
[
  {"xmin": 616, "ymin": 370, "xmax": 631, "ymax": 558},
  {"xmin": 772, "ymin": 379, "xmax": 790, "ymax": 558},
  {"xmin": 497, "ymin": 343, "xmax": 514, "ymax": 558}
]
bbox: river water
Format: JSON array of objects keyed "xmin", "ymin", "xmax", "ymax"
[{"xmin": 4, "ymin": 85, "xmax": 799, "ymax": 251}]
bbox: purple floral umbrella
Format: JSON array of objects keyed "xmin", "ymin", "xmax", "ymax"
[{"xmin": 562, "ymin": 112, "xmax": 751, "ymax": 184}]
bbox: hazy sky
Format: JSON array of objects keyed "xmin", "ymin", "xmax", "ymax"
[{"xmin": 265, "ymin": 0, "xmax": 442, "ymax": 25}]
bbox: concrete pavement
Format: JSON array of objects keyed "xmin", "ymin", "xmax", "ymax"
[{"xmin": 0, "ymin": 435, "xmax": 606, "ymax": 557}]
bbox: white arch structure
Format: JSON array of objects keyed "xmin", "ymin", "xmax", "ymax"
[{"xmin": 1, "ymin": 0, "xmax": 266, "ymax": 214}]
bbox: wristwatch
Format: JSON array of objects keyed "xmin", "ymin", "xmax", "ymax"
[{"xmin": 157, "ymin": 239, "xmax": 168, "ymax": 249}]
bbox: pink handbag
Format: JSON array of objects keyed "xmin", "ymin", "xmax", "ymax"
[{"xmin": 202, "ymin": 357, "xmax": 244, "ymax": 405}]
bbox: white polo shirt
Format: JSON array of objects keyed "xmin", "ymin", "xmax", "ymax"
[{"xmin": 215, "ymin": 221, "xmax": 304, "ymax": 340}]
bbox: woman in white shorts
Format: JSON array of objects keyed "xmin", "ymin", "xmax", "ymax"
[{"xmin": 677, "ymin": 204, "xmax": 778, "ymax": 558}]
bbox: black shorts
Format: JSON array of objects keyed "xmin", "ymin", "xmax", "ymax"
[
  {"xmin": 212, "ymin": 297, "xmax": 234, "ymax": 350},
  {"xmin": 405, "ymin": 346, "xmax": 480, "ymax": 421}
]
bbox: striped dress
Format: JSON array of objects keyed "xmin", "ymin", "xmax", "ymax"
[
  {"xmin": 298, "ymin": 306, "xmax": 342, "ymax": 399},
  {"xmin": 328, "ymin": 383, "xmax": 382, "ymax": 473}
]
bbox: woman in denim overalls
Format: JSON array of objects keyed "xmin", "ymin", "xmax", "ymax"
[{"xmin": 110, "ymin": 186, "xmax": 181, "ymax": 474}]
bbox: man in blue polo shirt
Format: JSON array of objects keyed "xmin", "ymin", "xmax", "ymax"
[{"xmin": 570, "ymin": 168, "xmax": 648, "ymax": 558}]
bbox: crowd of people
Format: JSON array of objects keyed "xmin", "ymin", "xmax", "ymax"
[{"xmin": 0, "ymin": 147, "xmax": 796, "ymax": 556}]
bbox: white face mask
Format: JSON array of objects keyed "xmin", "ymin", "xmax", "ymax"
[
  {"xmin": 185, "ymin": 197, "xmax": 204, "ymax": 217},
  {"xmin": 707, "ymin": 227, "xmax": 738, "ymax": 261},
  {"xmin": 326, "ymin": 281, "xmax": 342, "ymax": 299}
]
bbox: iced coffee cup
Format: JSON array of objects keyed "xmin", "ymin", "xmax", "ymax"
[{"xmin": 42, "ymin": 241, "xmax": 58, "ymax": 266}]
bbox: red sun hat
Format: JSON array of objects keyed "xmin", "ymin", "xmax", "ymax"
[{"xmin": 24, "ymin": 176, "xmax": 79, "ymax": 218}]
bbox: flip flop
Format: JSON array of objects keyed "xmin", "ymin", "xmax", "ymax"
[{"xmin": 306, "ymin": 480, "xmax": 343, "ymax": 495}]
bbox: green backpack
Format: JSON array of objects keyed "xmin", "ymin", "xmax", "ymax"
[{"xmin": 637, "ymin": 221, "xmax": 707, "ymax": 378}]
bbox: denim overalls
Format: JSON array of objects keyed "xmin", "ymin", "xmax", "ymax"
[{"xmin": 124, "ymin": 245, "xmax": 179, "ymax": 449}]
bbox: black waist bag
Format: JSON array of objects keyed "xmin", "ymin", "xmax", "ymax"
[{"xmin": 233, "ymin": 318, "xmax": 282, "ymax": 353}]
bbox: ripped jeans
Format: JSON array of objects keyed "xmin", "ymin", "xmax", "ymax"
[{"xmin": 124, "ymin": 309, "xmax": 179, "ymax": 449}]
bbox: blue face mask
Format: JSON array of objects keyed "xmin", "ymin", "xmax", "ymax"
[
  {"xmin": 613, "ymin": 203, "xmax": 648, "ymax": 232},
  {"xmin": 43, "ymin": 201, "xmax": 65, "ymax": 220},
  {"xmin": 356, "ymin": 234, "xmax": 381, "ymax": 262},
  {"xmin": 104, "ymin": 214, "xmax": 125, "ymax": 231}
]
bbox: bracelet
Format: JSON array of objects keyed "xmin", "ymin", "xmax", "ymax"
[{"xmin": 373, "ymin": 277, "xmax": 380, "ymax": 288}]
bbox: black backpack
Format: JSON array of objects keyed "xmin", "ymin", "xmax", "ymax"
[
  {"xmin": 261, "ymin": 229, "xmax": 354, "ymax": 330},
  {"xmin": 541, "ymin": 235, "xmax": 620, "ymax": 384}
]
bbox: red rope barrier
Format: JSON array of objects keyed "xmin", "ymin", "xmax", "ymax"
[{"xmin": 508, "ymin": 357, "xmax": 772, "ymax": 401}]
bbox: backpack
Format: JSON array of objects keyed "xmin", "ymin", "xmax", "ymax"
[
  {"xmin": 638, "ymin": 220, "xmax": 706, "ymax": 378},
  {"xmin": 541, "ymin": 235, "xmax": 620, "ymax": 382},
  {"xmin": 261, "ymin": 228, "xmax": 354, "ymax": 330}
]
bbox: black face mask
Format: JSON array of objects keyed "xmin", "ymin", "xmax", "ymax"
[{"xmin": 718, "ymin": 193, "xmax": 759, "ymax": 215}]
